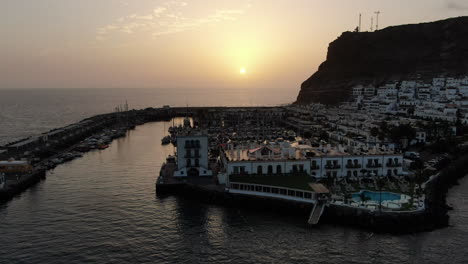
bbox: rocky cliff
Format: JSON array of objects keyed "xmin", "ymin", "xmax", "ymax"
[{"xmin": 296, "ymin": 16, "xmax": 468, "ymax": 104}]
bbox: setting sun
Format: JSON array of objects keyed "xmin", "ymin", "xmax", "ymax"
[{"xmin": 240, "ymin": 68, "xmax": 246, "ymax": 74}]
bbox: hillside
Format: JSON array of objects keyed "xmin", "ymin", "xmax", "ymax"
[{"xmin": 296, "ymin": 16, "xmax": 468, "ymax": 104}]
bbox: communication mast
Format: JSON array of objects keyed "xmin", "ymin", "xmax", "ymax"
[
  {"xmin": 359, "ymin": 13, "xmax": 362, "ymax": 32},
  {"xmin": 375, "ymin": 11, "xmax": 381, "ymax": 30}
]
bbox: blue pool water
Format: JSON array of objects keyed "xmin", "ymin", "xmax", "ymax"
[{"xmin": 352, "ymin": 190, "xmax": 401, "ymax": 202}]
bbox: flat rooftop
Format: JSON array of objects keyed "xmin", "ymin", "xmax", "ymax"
[{"xmin": 224, "ymin": 142, "xmax": 397, "ymax": 162}]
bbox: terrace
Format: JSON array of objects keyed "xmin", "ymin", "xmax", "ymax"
[{"xmin": 229, "ymin": 173, "xmax": 313, "ymax": 191}]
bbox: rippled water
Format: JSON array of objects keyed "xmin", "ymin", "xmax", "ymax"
[{"xmin": 1, "ymin": 122, "xmax": 468, "ymax": 263}]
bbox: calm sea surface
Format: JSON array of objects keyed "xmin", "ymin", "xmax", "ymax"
[
  {"xmin": 0, "ymin": 89, "xmax": 467, "ymax": 263},
  {"xmin": 0, "ymin": 88, "xmax": 296, "ymax": 145}
]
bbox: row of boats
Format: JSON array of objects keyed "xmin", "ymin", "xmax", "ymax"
[
  {"xmin": 44, "ymin": 128, "xmax": 127, "ymax": 169},
  {"xmin": 161, "ymin": 117, "xmax": 192, "ymax": 145}
]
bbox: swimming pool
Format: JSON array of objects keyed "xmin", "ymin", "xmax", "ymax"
[{"xmin": 352, "ymin": 190, "xmax": 402, "ymax": 202}]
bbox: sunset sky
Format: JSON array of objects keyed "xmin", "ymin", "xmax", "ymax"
[{"xmin": 2, "ymin": 0, "xmax": 468, "ymax": 90}]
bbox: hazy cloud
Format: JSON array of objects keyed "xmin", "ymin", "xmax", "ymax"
[
  {"xmin": 446, "ymin": 1, "xmax": 468, "ymax": 10},
  {"xmin": 96, "ymin": 0, "xmax": 250, "ymax": 41}
]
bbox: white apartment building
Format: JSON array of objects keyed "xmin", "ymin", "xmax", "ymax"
[{"xmin": 220, "ymin": 143, "xmax": 405, "ymax": 180}]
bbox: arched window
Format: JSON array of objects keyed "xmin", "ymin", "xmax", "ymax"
[
  {"xmin": 276, "ymin": 165, "xmax": 282, "ymax": 174},
  {"xmin": 257, "ymin": 166, "xmax": 263, "ymax": 175},
  {"xmin": 267, "ymin": 165, "xmax": 273, "ymax": 174},
  {"xmin": 394, "ymin": 169, "xmax": 398, "ymax": 176}
]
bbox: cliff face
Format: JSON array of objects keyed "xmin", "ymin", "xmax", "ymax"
[{"xmin": 296, "ymin": 16, "xmax": 468, "ymax": 104}]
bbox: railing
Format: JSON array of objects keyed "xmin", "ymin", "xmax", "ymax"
[
  {"xmin": 311, "ymin": 165, "xmax": 320, "ymax": 170},
  {"xmin": 325, "ymin": 164, "xmax": 341, "ymax": 169},
  {"xmin": 184, "ymin": 154, "xmax": 201, "ymax": 158},
  {"xmin": 346, "ymin": 164, "xmax": 362, "ymax": 169},
  {"xmin": 228, "ymin": 181, "xmax": 317, "ymax": 202},
  {"xmin": 184, "ymin": 143, "xmax": 200, "ymax": 149},
  {"xmin": 386, "ymin": 163, "xmax": 402, "ymax": 167},
  {"xmin": 366, "ymin": 164, "xmax": 382, "ymax": 168}
]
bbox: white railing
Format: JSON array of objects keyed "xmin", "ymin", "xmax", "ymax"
[{"xmin": 228, "ymin": 181, "xmax": 317, "ymax": 203}]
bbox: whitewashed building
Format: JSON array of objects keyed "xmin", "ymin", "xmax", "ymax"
[
  {"xmin": 220, "ymin": 142, "xmax": 405, "ymax": 180},
  {"xmin": 174, "ymin": 133, "xmax": 213, "ymax": 177}
]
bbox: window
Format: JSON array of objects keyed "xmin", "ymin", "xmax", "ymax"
[
  {"xmin": 268, "ymin": 165, "xmax": 273, "ymax": 174},
  {"xmin": 187, "ymin": 159, "xmax": 191, "ymax": 167},
  {"xmin": 257, "ymin": 165, "xmax": 263, "ymax": 175},
  {"xmin": 195, "ymin": 159, "xmax": 199, "ymax": 167},
  {"xmin": 195, "ymin": 149, "xmax": 199, "ymax": 157},
  {"xmin": 186, "ymin": 149, "xmax": 191, "ymax": 157},
  {"xmin": 292, "ymin": 165, "xmax": 298, "ymax": 173},
  {"xmin": 347, "ymin": 171, "xmax": 351, "ymax": 177},
  {"xmin": 312, "ymin": 160, "xmax": 317, "ymax": 167},
  {"xmin": 233, "ymin": 166, "xmax": 239, "ymax": 174},
  {"xmin": 276, "ymin": 165, "xmax": 282, "ymax": 174},
  {"xmin": 387, "ymin": 169, "xmax": 391, "ymax": 176},
  {"xmin": 299, "ymin": 165, "xmax": 304, "ymax": 172},
  {"xmin": 353, "ymin": 171, "xmax": 357, "ymax": 177},
  {"xmin": 240, "ymin": 166, "xmax": 245, "ymax": 174}
]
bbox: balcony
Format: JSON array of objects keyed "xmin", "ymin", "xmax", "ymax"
[
  {"xmin": 345, "ymin": 164, "xmax": 362, "ymax": 169},
  {"xmin": 325, "ymin": 164, "xmax": 341, "ymax": 169},
  {"xmin": 184, "ymin": 153, "xmax": 201, "ymax": 158},
  {"xmin": 311, "ymin": 165, "xmax": 320, "ymax": 170},
  {"xmin": 184, "ymin": 142, "xmax": 200, "ymax": 149},
  {"xmin": 366, "ymin": 163, "xmax": 382, "ymax": 168},
  {"xmin": 386, "ymin": 163, "xmax": 402, "ymax": 167}
]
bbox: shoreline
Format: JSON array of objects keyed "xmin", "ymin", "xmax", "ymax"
[{"xmin": 1, "ymin": 107, "xmax": 467, "ymax": 234}]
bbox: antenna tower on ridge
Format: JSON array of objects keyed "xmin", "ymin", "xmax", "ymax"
[
  {"xmin": 375, "ymin": 11, "xmax": 381, "ymax": 30},
  {"xmin": 359, "ymin": 13, "xmax": 362, "ymax": 32}
]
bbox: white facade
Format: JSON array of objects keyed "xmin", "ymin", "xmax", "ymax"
[
  {"xmin": 174, "ymin": 135, "xmax": 213, "ymax": 177},
  {"xmin": 222, "ymin": 144, "xmax": 404, "ymax": 179}
]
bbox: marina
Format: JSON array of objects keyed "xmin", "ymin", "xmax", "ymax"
[{"xmin": 0, "ymin": 104, "xmax": 467, "ymax": 233}]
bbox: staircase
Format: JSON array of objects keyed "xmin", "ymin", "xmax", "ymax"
[{"xmin": 308, "ymin": 202, "xmax": 326, "ymax": 225}]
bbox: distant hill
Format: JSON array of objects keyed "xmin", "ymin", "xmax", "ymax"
[{"xmin": 296, "ymin": 16, "xmax": 468, "ymax": 104}]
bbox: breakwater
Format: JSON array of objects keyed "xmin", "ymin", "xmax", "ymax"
[{"xmin": 0, "ymin": 106, "xmax": 278, "ymax": 202}]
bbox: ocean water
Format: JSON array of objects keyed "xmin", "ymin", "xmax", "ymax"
[
  {"xmin": 0, "ymin": 89, "xmax": 468, "ymax": 263},
  {"xmin": 0, "ymin": 88, "xmax": 296, "ymax": 145}
]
